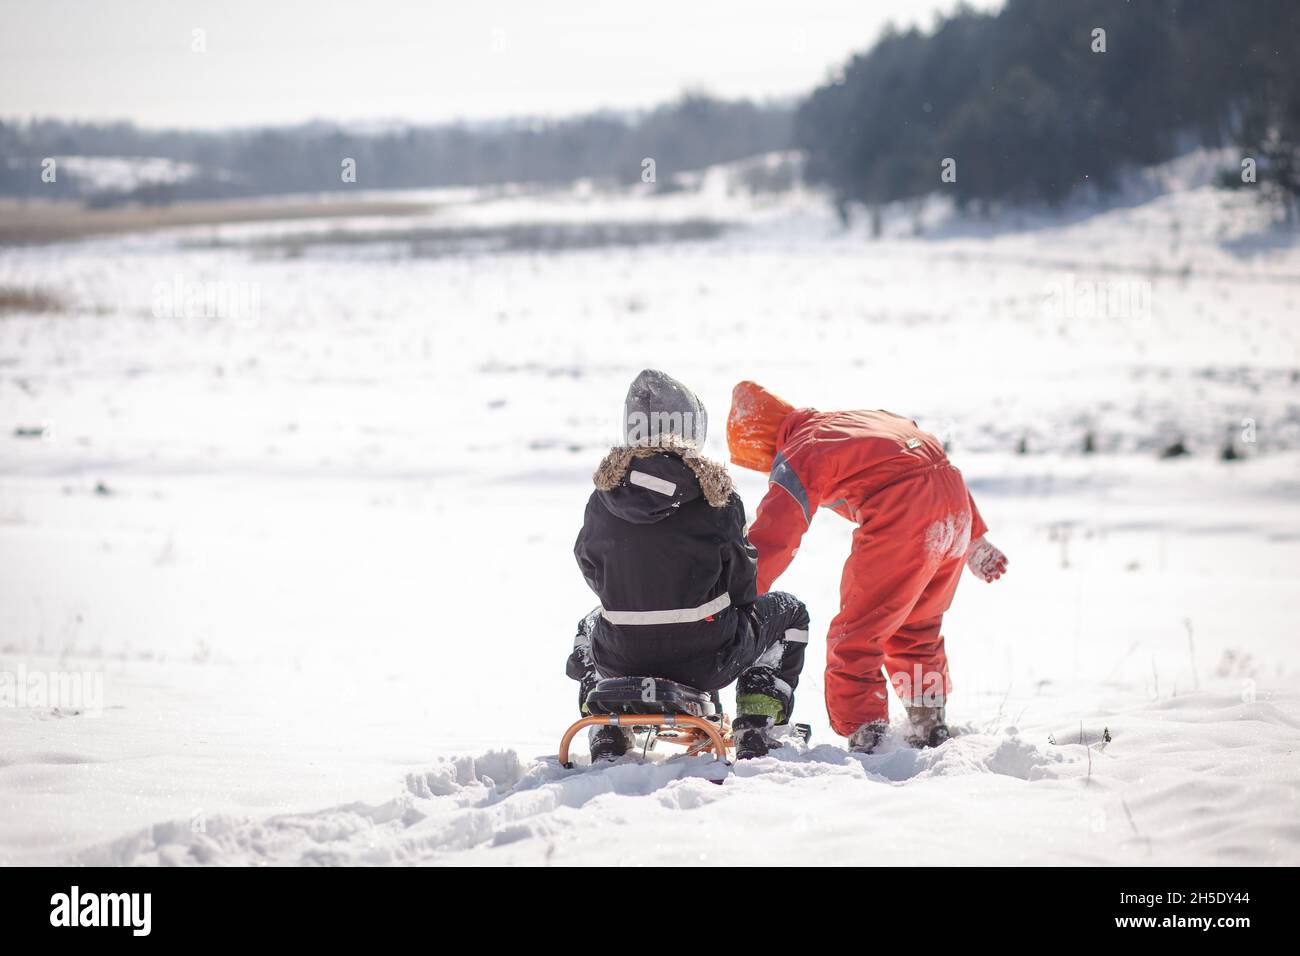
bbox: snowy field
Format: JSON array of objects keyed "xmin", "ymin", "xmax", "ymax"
[{"xmin": 2, "ymin": 156, "xmax": 1299, "ymax": 865}]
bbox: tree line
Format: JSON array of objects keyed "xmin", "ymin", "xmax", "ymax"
[
  {"xmin": 0, "ymin": 94, "xmax": 792, "ymax": 203},
  {"xmin": 797, "ymin": 0, "xmax": 1300, "ymax": 224},
  {"xmin": 3, "ymin": 1, "xmax": 1297, "ymax": 220}
]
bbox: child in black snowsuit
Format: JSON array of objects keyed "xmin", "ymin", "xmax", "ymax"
[{"xmin": 566, "ymin": 369, "xmax": 810, "ymax": 760}]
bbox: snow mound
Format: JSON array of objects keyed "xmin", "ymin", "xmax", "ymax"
[
  {"xmin": 73, "ymin": 689, "xmax": 1300, "ymax": 866},
  {"xmin": 79, "ymin": 728, "xmax": 1083, "ymax": 866}
]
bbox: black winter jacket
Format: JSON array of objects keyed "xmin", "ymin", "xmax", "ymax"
[{"xmin": 574, "ymin": 443, "xmax": 759, "ymax": 690}]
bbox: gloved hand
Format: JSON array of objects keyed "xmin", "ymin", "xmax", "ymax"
[{"xmin": 966, "ymin": 536, "xmax": 1008, "ymax": 582}]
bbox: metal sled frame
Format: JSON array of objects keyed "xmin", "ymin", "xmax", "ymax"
[{"xmin": 559, "ymin": 713, "xmax": 733, "ymax": 767}]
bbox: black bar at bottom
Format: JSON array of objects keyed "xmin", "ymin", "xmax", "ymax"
[{"xmin": 0, "ymin": 866, "xmax": 1282, "ymax": 941}]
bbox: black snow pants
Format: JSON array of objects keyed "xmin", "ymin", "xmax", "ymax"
[{"xmin": 566, "ymin": 591, "xmax": 809, "ymax": 724}]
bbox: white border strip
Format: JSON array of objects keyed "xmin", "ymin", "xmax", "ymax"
[
  {"xmin": 628, "ymin": 470, "xmax": 677, "ymax": 497},
  {"xmin": 602, "ymin": 592, "xmax": 731, "ymax": 625}
]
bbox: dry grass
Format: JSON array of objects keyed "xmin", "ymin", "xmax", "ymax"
[
  {"xmin": 0, "ymin": 285, "xmax": 64, "ymax": 315},
  {"xmin": 0, "ymin": 196, "xmax": 436, "ymax": 245}
]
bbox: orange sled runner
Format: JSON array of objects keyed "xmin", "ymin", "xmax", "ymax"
[{"xmin": 559, "ymin": 676, "xmax": 733, "ymax": 767}]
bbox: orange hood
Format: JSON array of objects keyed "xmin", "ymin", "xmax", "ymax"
[{"xmin": 727, "ymin": 380, "xmax": 794, "ymax": 472}]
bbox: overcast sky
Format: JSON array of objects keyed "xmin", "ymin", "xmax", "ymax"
[{"xmin": 0, "ymin": 0, "xmax": 1003, "ymax": 129}]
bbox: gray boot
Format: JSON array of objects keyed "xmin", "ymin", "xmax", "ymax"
[
  {"xmin": 905, "ymin": 705, "xmax": 950, "ymax": 748},
  {"xmin": 588, "ymin": 725, "xmax": 635, "ymax": 761},
  {"xmin": 733, "ymin": 714, "xmax": 774, "ymax": 760},
  {"xmin": 848, "ymin": 719, "xmax": 890, "ymax": 754}
]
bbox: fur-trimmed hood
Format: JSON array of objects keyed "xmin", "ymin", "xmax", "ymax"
[{"xmin": 593, "ymin": 436, "xmax": 735, "ymax": 508}]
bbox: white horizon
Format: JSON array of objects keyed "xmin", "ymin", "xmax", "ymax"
[{"xmin": 0, "ymin": 0, "xmax": 1003, "ymax": 130}]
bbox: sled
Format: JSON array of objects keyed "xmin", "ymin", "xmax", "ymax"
[{"xmin": 558, "ymin": 676, "xmax": 733, "ymax": 767}]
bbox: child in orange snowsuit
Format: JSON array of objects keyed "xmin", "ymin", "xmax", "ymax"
[{"xmin": 727, "ymin": 381, "xmax": 1008, "ymax": 751}]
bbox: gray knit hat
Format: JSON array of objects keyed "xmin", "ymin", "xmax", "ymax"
[{"xmin": 622, "ymin": 369, "xmax": 708, "ymax": 448}]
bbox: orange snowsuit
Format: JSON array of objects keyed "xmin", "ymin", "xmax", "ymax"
[{"xmin": 731, "ymin": 387, "xmax": 987, "ymax": 737}]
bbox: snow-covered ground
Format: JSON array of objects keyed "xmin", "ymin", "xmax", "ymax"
[{"xmin": 2, "ymin": 156, "xmax": 1298, "ymax": 865}]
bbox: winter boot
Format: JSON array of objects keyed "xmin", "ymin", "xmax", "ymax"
[
  {"xmin": 735, "ymin": 663, "xmax": 790, "ymax": 723},
  {"xmin": 734, "ymin": 664, "xmax": 792, "ymax": 760},
  {"xmin": 733, "ymin": 714, "xmax": 774, "ymax": 760},
  {"xmin": 588, "ymin": 724, "xmax": 634, "ymax": 762},
  {"xmin": 848, "ymin": 719, "xmax": 890, "ymax": 754},
  {"xmin": 905, "ymin": 705, "xmax": 950, "ymax": 748}
]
